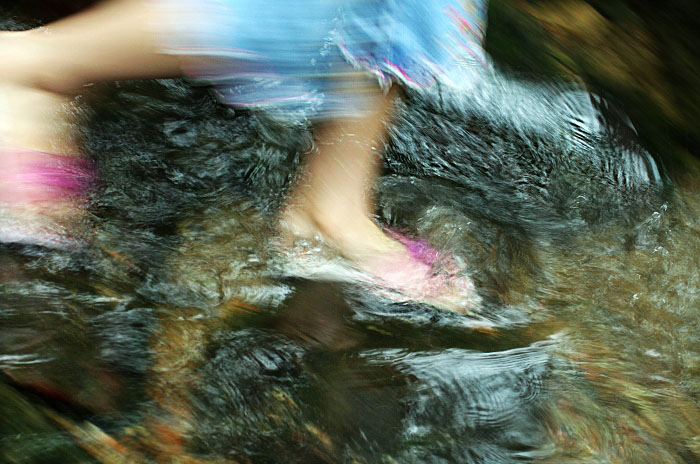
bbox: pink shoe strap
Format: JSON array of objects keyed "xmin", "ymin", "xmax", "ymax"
[
  {"xmin": 4, "ymin": 149, "xmax": 96, "ymax": 195},
  {"xmin": 1, "ymin": 148, "xmax": 96, "ymax": 249},
  {"xmin": 383, "ymin": 228, "xmax": 442, "ymax": 268}
]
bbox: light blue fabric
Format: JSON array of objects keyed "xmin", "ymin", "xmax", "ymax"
[
  {"xmin": 155, "ymin": 0, "xmax": 488, "ymax": 120},
  {"xmin": 338, "ymin": 0, "xmax": 488, "ymax": 88}
]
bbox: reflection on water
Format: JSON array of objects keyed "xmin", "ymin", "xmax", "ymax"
[{"xmin": 3, "ymin": 15, "xmax": 700, "ymax": 464}]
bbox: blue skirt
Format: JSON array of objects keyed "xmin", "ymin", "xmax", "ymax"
[{"xmin": 152, "ymin": 0, "xmax": 488, "ymax": 120}]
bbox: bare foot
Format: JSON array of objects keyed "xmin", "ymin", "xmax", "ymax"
[
  {"xmin": 279, "ymin": 200, "xmax": 479, "ymax": 313},
  {"xmin": 280, "ymin": 194, "xmax": 404, "ymax": 260}
]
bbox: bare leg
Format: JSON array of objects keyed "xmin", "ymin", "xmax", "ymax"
[
  {"xmin": 1, "ymin": 0, "xmax": 183, "ymax": 150},
  {"xmin": 1, "ymin": 0, "xmax": 184, "ymax": 245},
  {"xmin": 282, "ymin": 87, "xmax": 404, "ymax": 261},
  {"xmin": 281, "ymin": 88, "xmax": 478, "ymax": 312},
  {"xmin": 3, "ymin": 0, "xmax": 182, "ymax": 95}
]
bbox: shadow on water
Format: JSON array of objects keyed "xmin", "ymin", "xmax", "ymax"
[{"xmin": 3, "ymin": 4, "xmax": 700, "ymax": 464}]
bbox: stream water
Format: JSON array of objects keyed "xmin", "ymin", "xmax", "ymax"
[{"xmin": 2, "ymin": 7, "xmax": 700, "ymax": 464}]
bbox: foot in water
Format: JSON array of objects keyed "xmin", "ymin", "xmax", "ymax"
[{"xmin": 279, "ymin": 199, "xmax": 480, "ymax": 314}]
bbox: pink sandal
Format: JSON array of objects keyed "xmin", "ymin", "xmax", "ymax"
[
  {"xmin": 0, "ymin": 148, "xmax": 95, "ymax": 248},
  {"xmin": 362, "ymin": 228, "xmax": 481, "ymax": 314},
  {"xmin": 276, "ymin": 225, "xmax": 481, "ymax": 314}
]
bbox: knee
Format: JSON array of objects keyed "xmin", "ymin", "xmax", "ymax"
[{"xmin": 3, "ymin": 32, "xmax": 86, "ymax": 95}]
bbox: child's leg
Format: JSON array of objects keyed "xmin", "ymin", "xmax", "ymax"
[
  {"xmin": 282, "ymin": 87, "xmax": 404, "ymax": 261},
  {"xmin": 2, "ymin": 0, "xmax": 182, "ymax": 96},
  {"xmin": 1, "ymin": 0, "xmax": 184, "ymax": 245},
  {"xmin": 1, "ymin": 0, "xmax": 184, "ymax": 150},
  {"xmin": 282, "ymin": 87, "xmax": 478, "ymax": 312}
]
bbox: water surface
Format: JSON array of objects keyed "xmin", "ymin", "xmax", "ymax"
[{"xmin": 2, "ymin": 8, "xmax": 700, "ymax": 464}]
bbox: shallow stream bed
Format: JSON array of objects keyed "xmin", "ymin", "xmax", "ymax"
[{"xmin": 2, "ymin": 4, "xmax": 700, "ymax": 463}]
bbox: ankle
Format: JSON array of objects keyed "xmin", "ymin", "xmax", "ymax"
[{"xmin": 314, "ymin": 212, "xmax": 402, "ymax": 259}]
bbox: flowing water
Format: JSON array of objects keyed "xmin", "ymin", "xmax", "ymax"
[{"xmin": 2, "ymin": 10, "xmax": 700, "ymax": 464}]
